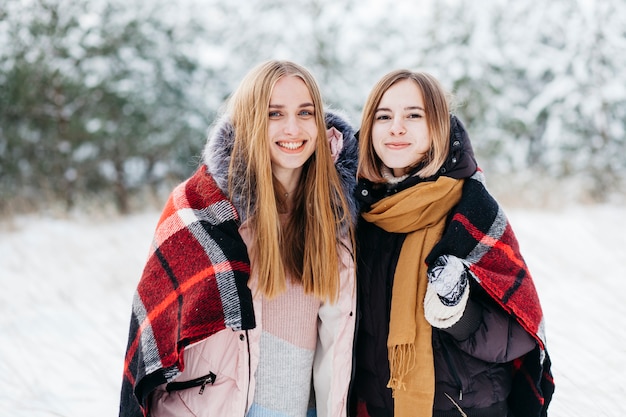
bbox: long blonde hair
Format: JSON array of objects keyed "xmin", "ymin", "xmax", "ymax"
[
  {"xmin": 358, "ymin": 70, "xmax": 451, "ymax": 182},
  {"xmin": 226, "ymin": 60, "xmax": 352, "ymax": 303}
]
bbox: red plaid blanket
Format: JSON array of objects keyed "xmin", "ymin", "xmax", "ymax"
[
  {"xmin": 426, "ymin": 169, "xmax": 554, "ymax": 417},
  {"xmin": 119, "ymin": 167, "xmax": 255, "ymax": 417}
]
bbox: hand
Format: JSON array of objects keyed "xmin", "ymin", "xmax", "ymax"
[{"xmin": 427, "ymin": 255, "xmax": 469, "ymax": 306}]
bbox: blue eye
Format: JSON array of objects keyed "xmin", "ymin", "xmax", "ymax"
[
  {"xmin": 299, "ymin": 108, "xmax": 315, "ymax": 117},
  {"xmin": 269, "ymin": 111, "xmax": 281, "ymax": 118}
]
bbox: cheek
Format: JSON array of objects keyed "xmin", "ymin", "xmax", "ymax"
[
  {"xmin": 372, "ymin": 126, "xmax": 386, "ymax": 147},
  {"xmin": 371, "ymin": 124, "xmax": 384, "ymax": 141},
  {"xmin": 372, "ymin": 139, "xmax": 383, "ymax": 155},
  {"xmin": 306, "ymin": 121, "xmax": 318, "ymax": 139},
  {"xmin": 267, "ymin": 122, "xmax": 279, "ymax": 140},
  {"xmin": 371, "ymin": 128, "xmax": 384, "ymax": 152},
  {"xmin": 419, "ymin": 129, "xmax": 432, "ymax": 151}
]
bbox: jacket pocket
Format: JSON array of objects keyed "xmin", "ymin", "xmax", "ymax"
[
  {"xmin": 166, "ymin": 372, "xmax": 217, "ymax": 395},
  {"xmin": 150, "ymin": 330, "xmax": 244, "ymax": 417}
]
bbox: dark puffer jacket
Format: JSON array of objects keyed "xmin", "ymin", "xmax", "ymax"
[{"xmin": 350, "ymin": 115, "xmax": 537, "ymax": 417}]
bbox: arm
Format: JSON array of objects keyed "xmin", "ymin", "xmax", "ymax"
[
  {"xmin": 454, "ymin": 292, "xmax": 537, "ymax": 364},
  {"xmin": 426, "ymin": 279, "xmax": 536, "ymax": 363},
  {"xmin": 425, "ymin": 255, "xmax": 536, "ymax": 363}
]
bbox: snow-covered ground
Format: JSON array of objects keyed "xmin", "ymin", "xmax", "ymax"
[{"xmin": 1, "ymin": 204, "xmax": 625, "ymax": 416}]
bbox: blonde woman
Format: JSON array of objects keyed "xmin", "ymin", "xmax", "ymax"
[
  {"xmin": 350, "ymin": 70, "xmax": 553, "ymax": 417},
  {"xmin": 120, "ymin": 60, "xmax": 358, "ymax": 417}
]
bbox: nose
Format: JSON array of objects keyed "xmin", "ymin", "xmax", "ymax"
[
  {"xmin": 389, "ymin": 117, "xmax": 406, "ymax": 135},
  {"xmin": 283, "ymin": 116, "xmax": 301, "ymax": 136}
]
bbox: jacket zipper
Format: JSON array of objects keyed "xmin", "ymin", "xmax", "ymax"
[
  {"xmin": 439, "ymin": 334, "xmax": 464, "ymax": 401},
  {"xmin": 165, "ymin": 371, "xmax": 216, "ymax": 394},
  {"xmin": 347, "ymin": 292, "xmax": 360, "ymax": 413},
  {"xmin": 245, "ymin": 329, "xmax": 252, "ymax": 415}
]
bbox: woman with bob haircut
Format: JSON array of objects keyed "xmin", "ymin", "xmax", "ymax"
[
  {"xmin": 119, "ymin": 60, "xmax": 359, "ymax": 417},
  {"xmin": 349, "ymin": 70, "xmax": 554, "ymax": 417}
]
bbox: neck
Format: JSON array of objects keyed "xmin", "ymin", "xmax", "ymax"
[
  {"xmin": 274, "ymin": 168, "xmax": 302, "ymax": 200},
  {"xmin": 382, "ymin": 165, "xmax": 409, "ymax": 184},
  {"xmin": 275, "ymin": 177, "xmax": 300, "ymax": 214}
]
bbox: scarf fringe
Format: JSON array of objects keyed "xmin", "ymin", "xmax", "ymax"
[{"xmin": 387, "ymin": 343, "xmax": 417, "ymax": 392}]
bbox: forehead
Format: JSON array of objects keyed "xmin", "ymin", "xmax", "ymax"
[
  {"xmin": 270, "ymin": 75, "xmax": 313, "ymax": 104},
  {"xmin": 378, "ymin": 79, "xmax": 424, "ymax": 107}
]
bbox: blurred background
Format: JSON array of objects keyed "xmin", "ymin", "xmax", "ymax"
[
  {"xmin": 1, "ymin": 0, "xmax": 625, "ymax": 217},
  {"xmin": 2, "ymin": 1, "xmax": 626, "ymax": 416}
]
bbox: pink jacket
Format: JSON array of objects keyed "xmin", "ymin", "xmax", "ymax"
[{"xmin": 149, "ymin": 240, "xmax": 356, "ymax": 417}]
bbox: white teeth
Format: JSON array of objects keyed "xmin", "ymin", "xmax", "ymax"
[{"xmin": 277, "ymin": 141, "xmax": 304, "ymax": 150}]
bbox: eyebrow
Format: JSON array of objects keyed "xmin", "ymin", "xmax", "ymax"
[
  {"xmin": 376, "ymin": 106, "xmax": 425, "ymax": 112},
  {"xmin": 269, "ymin": 103, "xmax": 315, "ymax": 109}
]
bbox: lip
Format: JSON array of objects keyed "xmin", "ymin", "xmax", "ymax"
[
  {"xmin": 384, "ymin": 142, "xmax": 410, "ymax": 149},
  {"xmin": 276, "ymin": 140, "xmax": 307, "ymax": 152}
]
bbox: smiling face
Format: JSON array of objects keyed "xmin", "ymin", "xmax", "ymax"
[
  {"xmin": 372, "ymin": 79, "xmax": 431, "ymax": 177},
  {"xmin": 267, "ymin": 75, "xmax": 318, "ymax": 191}
]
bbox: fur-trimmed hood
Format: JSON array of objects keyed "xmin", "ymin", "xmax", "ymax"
[{"xmin": 202, "ymin": 110, "xmax": 359, "ymax": 225}]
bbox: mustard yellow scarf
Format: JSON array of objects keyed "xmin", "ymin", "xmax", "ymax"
[{"xmin": 361, "ymin": 176, "xmax": 463, "ymax": 417}]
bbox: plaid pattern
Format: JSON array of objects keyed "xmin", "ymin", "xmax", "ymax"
[
  {"xmin": 426, "ymin": 169, "xmax": 554, "ymax": 417},
  {"xmin": 119, "ymin": 167, "xmax": 255, "ymax": 417}
]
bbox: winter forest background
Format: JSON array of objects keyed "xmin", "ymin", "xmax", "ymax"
[
  {"xmin": 2, "ymin": 0, "xmax": 625, "ymax": 215},
  {"xmin": 1, "ymin": 0, "xmax": 626, "ymax": 416}
]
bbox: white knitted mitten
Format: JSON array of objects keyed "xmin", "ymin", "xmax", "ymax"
[{"xmin": 427, "ymin": 254, "xmax": 469, "ymax": 306}]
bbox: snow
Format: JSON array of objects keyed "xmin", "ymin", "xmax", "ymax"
[{"xmin": 1, "ymin": 203, "xmax": 625, "ymax": 416}]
